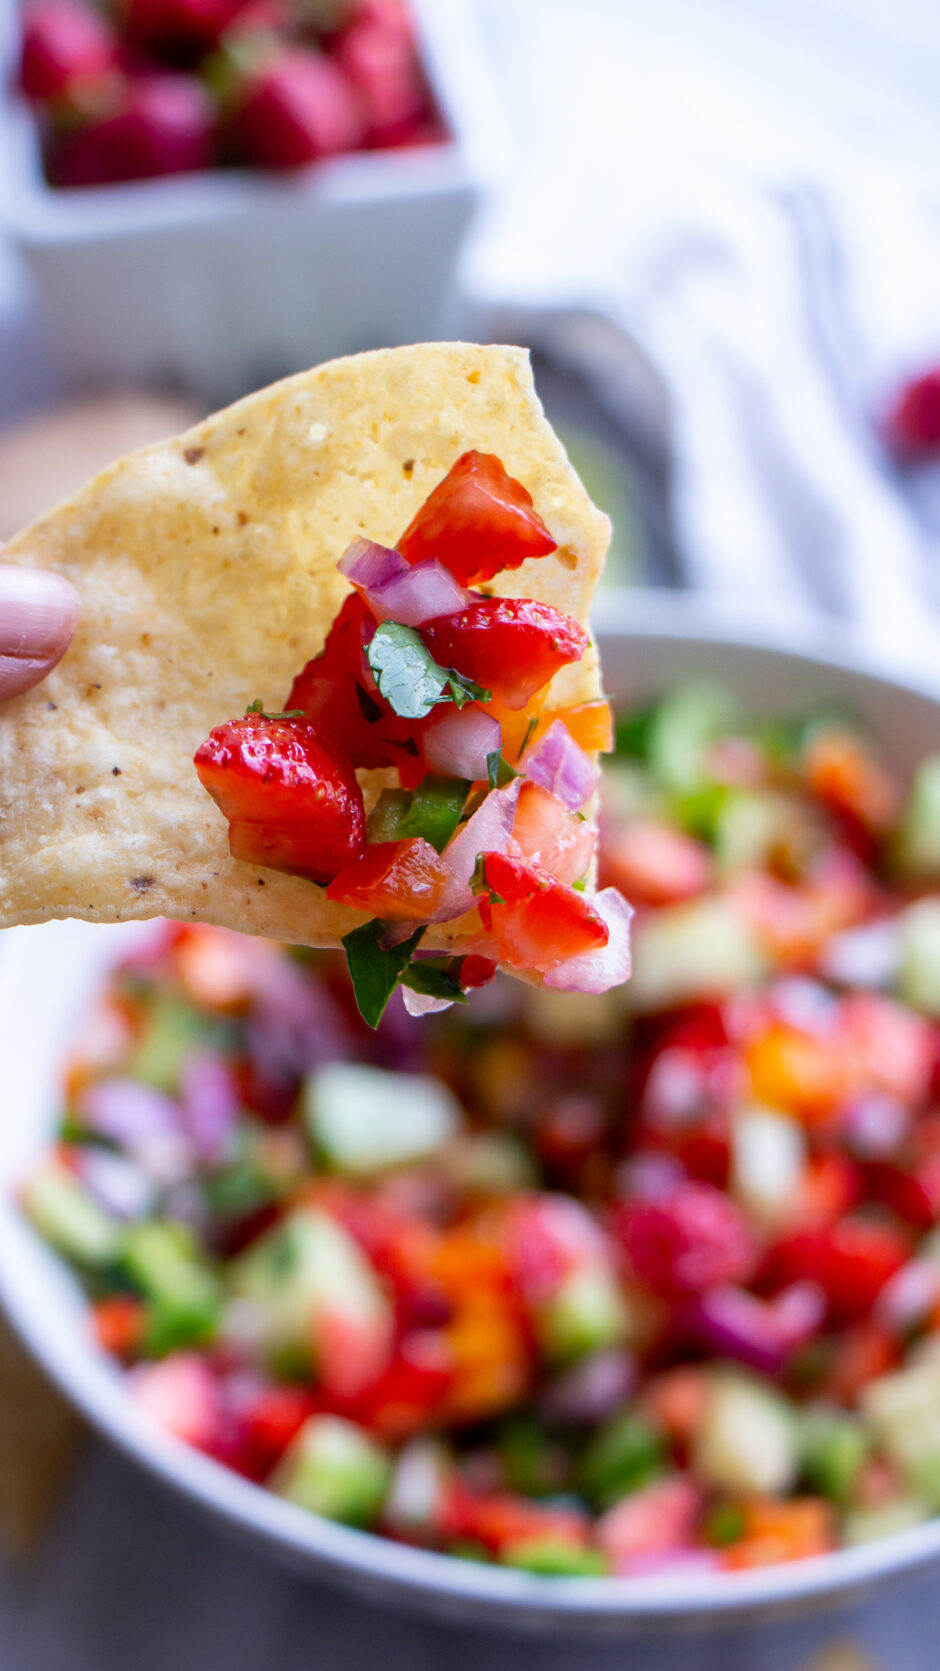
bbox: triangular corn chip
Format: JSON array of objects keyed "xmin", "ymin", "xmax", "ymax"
[{"xmin": 0, "ymin": 343, "xmax": 610, "ymax": 947}]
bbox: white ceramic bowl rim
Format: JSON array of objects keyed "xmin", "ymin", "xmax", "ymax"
[{"xmin": 2, "ymin": 590, "xmax": 940, "ymax": 1629}]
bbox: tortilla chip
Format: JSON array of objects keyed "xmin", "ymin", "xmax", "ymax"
[{"xmin": 0, "ymin": 343, "xmax": 610, "ymax": 948}]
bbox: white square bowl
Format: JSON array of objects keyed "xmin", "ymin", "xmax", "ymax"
[{"xmin": 0, "ymin": 0, "xmax": 506, "ymax": 403}]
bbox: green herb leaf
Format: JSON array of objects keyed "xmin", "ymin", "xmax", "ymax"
[
  {"xmin": 403, "ymin": 776, "xmax": 470, "ymax": 852},
  {"xmin": 486, "ymin": 750, "xmax": 520, "ymax": 791},
  {"xmin": 400, "ymin": 959, "xmax": 469, "ymax": 1004},
  {"xmin": 244, "ymin": 698, "xmax": 305, "ymax": 720},
  {"xmin": 342, "ymin": 920, "xmax": 424, "ymax": 1029},
  {"xmin": 517, "ymin": 714, "xmax": 539, "ymax": 762},
  {"xmin": 366, "ymin": 622, "xmax": 490, "ymax": 719},
  {"xmin": 470, "ymin": 853, "xmax": 504, "ymax": 905}
]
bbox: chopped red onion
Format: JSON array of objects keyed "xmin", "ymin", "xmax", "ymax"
[
  {"xmin": 338, "ymin": 537, "xmax": 405, "ymax": 592},
  {"xmin": 539, "ymin": 1347, "xmax": 636, "ymax": 1426},
  {"xmin": 524, "ymin": 720, "xmax": 598, "ymax": 810},
  {"xmin": 422, "ymin": 704, "xmax": 501, "ymax": 782},
  {"xmin": 615, "ymin": 1151, "xmax": 687, "ymax": 1202},
  {"xmin": 402, "ymin": 988, "xmax": 454, "ymax": 1018},
  {"xmin": 73, "ymin": 1148, "xmax": 156, "ymax": 1221},
  {"xmin": 683, "ymin": 1286, "xmax": 791, "ymax": 1377},
  {"xmin": 181, "ymin": 1053, "xmax": 241, "ymax": 1166},
  {"xmin": 339, "ymin": 539, "xmax": 470, "ymax": 626},
  {"xmin": 81, "ymin": 1078, "xmax": 182, "ymax": 1147},
  {"xmin": 841, "ymin": 1092, "xmax": 911, "ymax": 1159},
  {"xmin": 544, "ymin": 888, "xmax": 633, "ymax": 994},
  {"xmin": 770, "ymin": 1280, "xmax": 827, "ymax": 1348},
  {"xmin": 369, "ymin": 558, "xmax": 471, "ymax": 627},
  {"xmin": 876, "ymin": 1259, "xmax": 940, "ymax": 1334},
  {"xmin": 822, "ymin": 918, "xmax": 901, "ymax": 989},
  {"xmin": 433, "ymin": 779, "xmax": 521, "ymax": 922}
]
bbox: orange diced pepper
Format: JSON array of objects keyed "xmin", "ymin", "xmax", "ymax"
[
  {"xmin": 722, "ymin": 1497, "xmax": 835, "ymax": 1569},
  {"xmin": 746, "ymin": 1023, "xmax": 850, "ymax": 1124}
]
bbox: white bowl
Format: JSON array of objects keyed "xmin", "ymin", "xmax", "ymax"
[
  {"xmin": 0, "ymin": 0, "xmax": 505, "ymax": 403},
  {"xmin": 2, "ymin": 590, "xmax": 940, "ymax": 1647}
]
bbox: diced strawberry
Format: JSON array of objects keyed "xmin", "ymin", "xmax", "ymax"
[
  {"xmin": 316, "ymin": 1301, "xmax": 394, "ymax": 1400},
  {"xmin": 194, "ymin": 713, "xmax": 366, "ymax": 884},
  {"xmin": 512, "ymin": 780, "xmax": 596, "ymax": 886},
  {"xmin": 129, "ymin": 1353, "xmax": 220, "ymax": 1450},
  {"xmin": 122, "ymin": 0, "xmax": 251, "ymax": 56},
  {"xmin": 227, "ymin": 47, "xmax": 365, "ymax": 168},
  {"xmin": 475, "ymin": 852, "xmax": 608, "ymax": 974},
  {"xmin": 326, "ymin": 837, "xmax": 447, "ymax": 920},
  {"xmin": 244, "ymin": 1384, "xmax": 316, "ymax": 1471},
  {"xmin": 397, "ymin": 451, "xmax": 557, "ymax": 586},
  {"xmin": 839, "ymin": 994, "xmax": 935, "ymax": 1107},
  {"xmin": 597, "ymin": 1477, "xmax": 702, "ymax": 1571},
  {"xmin": 600, "ymin": 817, "xmax": 713, "ymax": 906},
  {"xmin": 442, "ymin": 1480, "xmax": 589, "ymax": 1555},
  {"xmin": 504, "ymin": 1195, "xmax": 607, "ymax": 1302},
  {"xmin": 614, "ymin": 1180, "xmax": 758, "ymax": 1301},
  {"xmin": 92, "ymin": 1294, "xmax": 146, "ymax": 1360},
  {"xmin": 760, "ymin": 1218, "xmax": 909, "ymax": 1324},
  {"xmin": 459, "ymin": 954, "xmax": 497, "ymax": 989},
  {"xmin": 883, "ymin": 366, "xmax": 940, "ymax": 461},
  {"xmin": 20, "ymin": 0, "xmax": 117, "ymax": 104},
  {"xmin": 53, "ymin": 73, "xmax": 214, "ymax": 186},
  {"xmin": 287, "ymin": 593, "xmax": 420, "ymax": 771},
  {"xmin": 422, "ymin": 598, "xmax": 586, "ymax": 712},
  {"xmin": 334, "ymin": 9, "xmax": 428, "ymax": 147},
  {"xmin": 803, "ymin": 728, "xmax": 900, "ymax": 844},
  {"xmin": 335, "ymin": 1332, "xmax": 454, "ymax": 1440}
]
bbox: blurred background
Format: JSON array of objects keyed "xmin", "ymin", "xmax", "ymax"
[{"xmin": 1, "ymin": 0, "xmax": 940, "ymax": 1667}]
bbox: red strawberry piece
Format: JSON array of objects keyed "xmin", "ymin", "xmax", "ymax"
[
  {"xmin": 759, "ymin": 1218, "xmax": 909, "ymax": 1325},
  {"xmin": 614, "ymin": 1179, "xmax": 758, "ymax": 1301},
  {"xmin": 398, "ymin": 451, "xmax": 557, "ymax": 586},
  {"xmin": 421, "ymin": 598, "xmax": 587, "ymax": 713},
  {"xmin": 53, "ymin": 73, "xmax": 214, "ymax": 185},
  {"xmin": 228, "ymin": 46, "xmax": 365, "ymax": 168},
  {"xmin": 122, "ymin": 0, "xmax": 251, "ymax": 56},
  {"xmin": 512, "ymin": 780, "xmax": 596, "ymax": 887},
  {"xmin": 333, "ymin": 9, "xmax": 428, "ymax": 147},
  {"xmin": 883, "ymin": 366, "xmax": 940, "ymax": 461},
  {"xmin": 326, "ymin": 836, "xmax": 448, "ymax": 921},
  {"xmin": 194, "ymin": 713, "xmax": 366, "ymax": 884},
  {"xmin": 475, "ymin": 851, "xmax": 608, "ymax": 974},
  {"xmin": 20, "ymin": 0, "xmax": 117, "ymax": 104},
  {"xmin": 287, "ymin": 592, "xmax": 421, "ymax": 771}
]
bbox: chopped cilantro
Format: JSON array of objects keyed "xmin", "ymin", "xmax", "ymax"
[
  {"xmin": 486, "ymin": 750, "xmax": 520, "ymax": 791},
  {"xmin": 341, "ymin": 920, "xmax": 424, "ymax": 1029},
  {"xmin": 244, "ymin": 698, "xmax": 304, "ymax": 720},
  {"xmin": 517, "ymin": 714, "xmax": 539, "ymax": 762},
  {"xmin": 401, "ymin": 958, "xmax": 469, "ymax": 1004},
  {"xmin": 366, "ymin": 622, "xmax": 490, "ymax": 720}
]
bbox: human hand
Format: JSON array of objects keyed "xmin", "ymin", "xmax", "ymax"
[{"xmin": 0, "ymin": 566, "xmax": 81, "ymax": 702}]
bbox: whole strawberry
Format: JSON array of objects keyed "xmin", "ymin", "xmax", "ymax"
[
  {"xmin": 334, "ymin": 6, "xmax": 427, "ymax": 147},
  {"xmin": 20, "ymin": 0, "xmax": 118, "ymax": 106},
  {"xmin": 883, "ymin": 365, "xmax": 940, "ymax": 462},
  {"xmin": 121, "ymin": 0, "xmax": 254, "ymax": 60},
  {"xmin": 226, "ymin": 46, "xmax": 364, "ymax": 168},
  {"xmin": 53, "ymin": 73, "xmax": 215, "ymax": 185}
]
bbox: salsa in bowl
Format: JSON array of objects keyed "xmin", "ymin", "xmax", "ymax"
[{"xmin": 2, "ymin": 600, "xmax": 940, "ymax": 1630}]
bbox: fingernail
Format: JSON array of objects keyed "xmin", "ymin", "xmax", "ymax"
[{"xmin": 0, "ymin": 567, "xmax": 81, "ymax": 659}]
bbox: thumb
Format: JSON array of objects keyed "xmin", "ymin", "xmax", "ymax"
[{"xmin": 0, "ymin": 566, "xmax": 81, "ymax": 703}]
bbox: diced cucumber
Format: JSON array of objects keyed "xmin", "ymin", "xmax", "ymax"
[
  {"xmin": 695, "ymin": 1370, "xmax": 798, "ymax": 1496},
  {"xmin": 227, "ymin": 1207, "xmax": 388, "ymax": 1371},
  {"xmin": 123, "ymin": 1220, "xmax": 220, "ymax": 1355},
  {"xmin": 126, "ymin": 993, "xmax": 220, "ymax": 1094},
  {"xmin": 861, "ymin": 1358, "xmax": 940, "ymax": 1496},
  {"xmin": 578, "ymin": 1411, "xmax": 666, "ymax": 1508},
  {"xmin": 714, "ymin": 790, "xmax": 798, "ymax": 875},
  {"xmin": 730, "ymin": 1105, "xmax": 806, "ymax": 1228},
  {"xmin": 649, "ymin": 682, "xmax": 736, "ymax": 793},
  {"xmin": 628, "ymin": 897, "xmax": 766, "ymax": 1013},
  {"xmin": 540, "ymin": 1266, "xmax": 630, "ymax": 1365},
  {"xmin": 842, "ymin": 1496, "xmax": 932, "ymax": 1546},
  {"xmin": 897, "ymin": 899, "xmax": 940, "ymax": 1018},
  {"xmin": 22, "ymin": 1160, "xmax": 123, "ymax": 1268},
  {"xmin": 273, "ymin": 1415, "xmax": 391, "ymax": 1526},
  {"xmin": 896, "ymin": 755, "xmax": 940, "ymax": 879},
  {"xmin": 304, "ymin": 1063, "xmax": 461, "ymax": 1177},
  {"xmin": 502, "ymin": 1540, "xmax": 607, "ymax": 1577},
  {"xmin": 799, "ymin": 1408, "xmax": 870, "ymax": 1506}
]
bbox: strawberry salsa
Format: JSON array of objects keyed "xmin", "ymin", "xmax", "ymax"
[
  {"xmin": 24, "ymin": 684, "xmax": 940, "ymax": 1578},
  {"xmin": 19, "ymin": 0, "xmax": 444, "ymax": 188},
  {"xmin": 193, "ymin": 450, "xmax": 631, "ymax": 1026}
]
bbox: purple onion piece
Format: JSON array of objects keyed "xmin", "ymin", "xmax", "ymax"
[
  {"xmin": 432, "ymin": 778, "xmax": 521, "ymax": 922},
  {"xmin": 80, "ymin": 1079, "xmax": 182, "ymax": 1148},
  {"xmin": 524, "ymin": 719, "xmax": 598, "ymax": 810},
  {"xmin": 370, "ymin": 558, "xmax": 471, "ymax": 627},
  {"xmin": 338, "ymin": 537, "xmax": 406, "ymax": 592},
  {"xmin": 402, "ymin": 988, "xmax": 454, "ymax": 1018},
  {"xmin": 840, "ymin": 1092, "xmax": 911, "ymax": 1159},
  {"xmin": 73, "ymin": 1148, "xmax": 156, "ymax": 1221},
  {"xmin": 876, "ymin": 1259, "xmax": 940, "ymax": 1333},
  {"xmin": 544, "ymin": 888, "xmax": 634, "ymax": 994},
  {"xmin": 423, "ymin": 705, "xmax": 501, "ymax": 782},
  {"xmin": 683, "ymin": 1285, "xmax": 790, "ymax": 1377},
  {"xmin": 615, "ymin": 1151, "xmax": 688, "ymax": 1203},
  {"xmin": 181, "ymin": 1053, "xmax": 241, "ymax": 1166},
  {"xmin": 769, "ymin": 1280, "xmax": 827, "ymax": 1347},
  {"xmin": 539, "ymin": 1347, "xmax": 636, "ymax": 1426}
]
